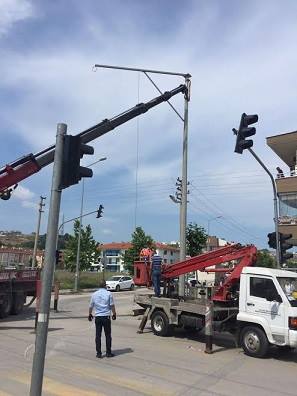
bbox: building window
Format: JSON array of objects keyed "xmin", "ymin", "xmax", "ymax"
[
  {"xmin": 164, "ymin": 259, "xmax": 167, "ymax": 263},
  {"xmin": 164, "ymin": 250, "xmax": 167, "ymax": 255},
  {"xmin": 279, "ymin": 193, "xmax": 297, "ymax": 224},
  {"xmin": 170, "ymin": 251, "xmax": 173, "ymax": 256},
  {"xmin": 170, "ymin": 259, "xmax": 173, "ymax": 264}
]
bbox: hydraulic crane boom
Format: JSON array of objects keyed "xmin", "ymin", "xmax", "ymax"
[
  {"xmin": 0, "ymin": 84, "xmax": 187, "ymax": 199},
  {"xmin": 134, "ymin": 244, "xmax": 257, "ymax": 302}
]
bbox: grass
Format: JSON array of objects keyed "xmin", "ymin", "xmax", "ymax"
[{"xmin": 54, "ymin": 270, "xmax": 122, "ymax": 290}]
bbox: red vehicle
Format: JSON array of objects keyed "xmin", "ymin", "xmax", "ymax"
[{"xmin": 0, "ymin": 268, "xmax": 39, "ymax": 318}]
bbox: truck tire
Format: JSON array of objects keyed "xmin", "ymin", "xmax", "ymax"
[
  {"xmin": 151, "ymin": 310, "xmax": 172, "ymax": 336},
  {"xmin": 11, "ymin": 292, "xmax": 25, "ymax": 315},
  {"xmin": 0, "ymin": 294, "xmax": 13, "ymax": 318},
  {"xmin": 240, "ymin": 326, "xmax": 269, "ymax": 358}
]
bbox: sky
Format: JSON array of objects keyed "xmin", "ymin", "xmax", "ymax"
[{"xmin": 1, "ymin": 0, "xmax": 297, "ymax": 248}]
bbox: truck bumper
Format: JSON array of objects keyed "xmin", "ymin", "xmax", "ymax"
[{"xmin": 288, "ymin": 330, "xmax": 297, "ymax": 347}]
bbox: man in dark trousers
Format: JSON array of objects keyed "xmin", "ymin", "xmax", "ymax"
[
  {"xmin": 88, "ymin": 279, "xmax": 117, "ymax": 358},
  {"xmin": 151, "ymin": 252, "xmax": 162, "ymax": 297}
]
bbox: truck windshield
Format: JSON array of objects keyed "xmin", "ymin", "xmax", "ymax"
[{"xmin": 277, "ymin": 277, "xmax": 297, "ymax": 307}]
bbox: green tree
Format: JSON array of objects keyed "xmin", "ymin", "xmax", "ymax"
[
  {"xmin": 123, "ymin": 227, "xmax": 155, "ymax": 274},
  {"xmin": 186, "ymin": 222, "xmax": 207, "ymax": 257},
  {"xmin": 256, "ymin": 249, "xmax": 276, "ymax": 268},
  {"xmin": 64, "ymin": 220, "xmax": 100, "ymax": 272}
]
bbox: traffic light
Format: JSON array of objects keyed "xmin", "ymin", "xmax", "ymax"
[
  {"xmin": 267, "ymin": 232, "xmax": 277, "ymax": 249},
  {"xmin": 55, "ymin": 250, "xmax": 63, "ymax": 266},
  {"xmin": 280, "ymin": 233, "xmax": 293, "ymax": 264},
  {"xmin": 234, "ymin": 113, "xmax": 258, "ymax": 154},
  {"xmin": 60, "ymin": 135, "xmax": 94, "ymax": 189},
  {"xmin": 96, "ymin": 204, "xmax": 104, "ymax": 218}
]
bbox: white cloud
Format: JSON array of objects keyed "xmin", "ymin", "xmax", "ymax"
[
  {"xmin": 13, "ymin": 185, "xmax": 35, "ymax": 201},
  {"xmin": 0, "ymin": 0, "xmax": 34, "ymax": 37},
  {"xmin": 102, "ymin": 228, "xmax": 113, "ymax": 235}
]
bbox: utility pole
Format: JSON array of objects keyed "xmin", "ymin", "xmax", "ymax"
[
  {"xmin": 30, "ymin": 123, "xmax": 66, "ymax": 396},
  {"xmin": 32, "ymin": 196, "xmax": 46, "ymax": 268},
  {"xmin": 178, "ymin": 77, "xmax": 191, "ymax": 297}
]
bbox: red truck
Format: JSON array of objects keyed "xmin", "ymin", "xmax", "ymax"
[{"xmin": 0, "ymin": 268, "xmax": 39, "ymax": 318}]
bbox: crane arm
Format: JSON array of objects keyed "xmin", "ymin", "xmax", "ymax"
[
  {"xmin": 161, "ymin": 244, "xmax": 257, "ymax": 301},
  {"xmin": 0, "ymin": 84, "xmax": 186, "ymax": 197}
]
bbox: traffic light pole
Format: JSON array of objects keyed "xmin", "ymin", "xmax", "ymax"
[
  {"xmin": 74, "ymin": 179, "xmax": 84, "ymax": 292},
  {"xmin": 30, "ymin": 123, "xmax": 66, "ymax": 396},
  {"xmin": 248, "ymin": 148, "xmax": 281, "ymax": 268}
]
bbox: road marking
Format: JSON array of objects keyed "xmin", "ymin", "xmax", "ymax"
[
  {"xmin": 12, "ymin": 373, "xmax": 105, "ymax": 396},
  {"xmin": 0, "ymin": 391, "xmax": 12, "ymax": 396},
  {"xmin": 54, "ymin": 359, "xmax": 173, "ymax": 396}
]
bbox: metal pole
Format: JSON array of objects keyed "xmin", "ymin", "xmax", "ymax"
[
  {"xmin": 30, "ymin": 123, "xmax": 66, "ymax": 396},
  {"xmin": 178, "ymin": 78, "xmax": 190, "ymax": 297},
  {"xmin": 32, "ymin": 196, "xmax": 46, "ymax": 268},
  {"xmin": 248, "ymin": 148, "xmax": 281, "ymax": 268},
  {"xmin": 74, "ymin": 178, "xmax": 84, "ymax": 292}
]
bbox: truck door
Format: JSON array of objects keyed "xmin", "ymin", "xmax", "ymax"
[{"xmin": 246, "ymin": 275, "xmax": 286, "ymax": 343}]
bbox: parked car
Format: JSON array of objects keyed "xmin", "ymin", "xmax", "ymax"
[{"xmin": 106, "ymin": 275, "xmax": 135, "ymax": 292}]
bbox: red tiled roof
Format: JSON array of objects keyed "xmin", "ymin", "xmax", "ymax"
[
  {"xmin": 99, "ymin": 242, "xmax": 179, "ymax": 252},
  {"xmin": 0, "ymin": 247, "xmax": 44, "ymax": 255},
  {"xmin": 100, "ymin": 242, "xmax": 132, "ymax": 250}
]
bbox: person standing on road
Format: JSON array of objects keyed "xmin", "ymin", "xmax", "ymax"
[
  {"xmin": 88, "ymin": 279, "xmax": 117, "ymax": 358},
  {"xmin": 151, "ymin": 252, "xmax": 162, "ymax": 297}
]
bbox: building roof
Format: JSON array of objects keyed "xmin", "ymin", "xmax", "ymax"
[
  {"xmin": 266, "ymin": 130, "xmax": 297, "ymax": 168},
  {"xmin": 100, "ymin": 242, "xmax": 132, "ymax": 250},
  {"xmin": 0, "ymin": 247, "xmax": 44, "ymax": 255},
  {"xmin": 100, "ymin": 242, "xmax": 180, "ymax": 252}
]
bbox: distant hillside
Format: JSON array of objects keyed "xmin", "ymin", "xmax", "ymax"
[{"xmin": 0, "ymin": 230, "xmax": 35, "ymax": 248}]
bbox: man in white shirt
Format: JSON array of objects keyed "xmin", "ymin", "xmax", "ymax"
[{"xmin": 89, "ymin": 279, "xmax": 117, "ymax": 358}]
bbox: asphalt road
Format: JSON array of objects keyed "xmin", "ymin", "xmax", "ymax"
[{"xmin": 0, "ymin": 290, "xmax": 297, "ymax": 396}]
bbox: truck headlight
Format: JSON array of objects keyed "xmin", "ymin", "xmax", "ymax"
[{"xmin": 289, "ymin": 317, "xmax": 297, "ymax": 330}]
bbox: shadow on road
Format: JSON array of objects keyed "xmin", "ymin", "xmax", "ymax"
[{"xmin": 113, "ymin": 347, "xmax": 133, "ymax": 356}]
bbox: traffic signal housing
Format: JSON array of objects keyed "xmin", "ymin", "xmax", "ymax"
[
  {"xmin": 280, "ymin": 233, "xmax": 293, "ymax": 264},
  {"xmin": 55, "ymin": 250, "xmax": 63, "ymax": 266},
  {"xmin": 61, "ymin": 135, "xmax": 94, "ymax": 189},
  {"xmin": 97, "ymin": 204, "xmax": 104, "ymax": 218},
  {"xmin": 234, "ymin": 113, "xmax": 258, "ymax": 154},
  {"xmin": 267, "ymin": 232, "xmax": 277, "ymax": 249}
]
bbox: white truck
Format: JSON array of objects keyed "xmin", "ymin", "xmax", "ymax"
[{"xmin": 134, "ymin": 244, "xmax": 297, "ymax": 358}]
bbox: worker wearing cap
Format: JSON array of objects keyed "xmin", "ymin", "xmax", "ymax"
[{"xmin": 151, "ymin": 252, "xmax": 162, "ymax": 297}]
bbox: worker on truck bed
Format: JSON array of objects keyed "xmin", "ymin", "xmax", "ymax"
[{"xmin": 152, "ymin": 252, "xmax": 162, "ymax": 297}]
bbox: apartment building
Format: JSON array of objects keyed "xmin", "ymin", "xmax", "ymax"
[{"xmin": 99, "ymin": 242, "xmax": 180, "ymax": 272}]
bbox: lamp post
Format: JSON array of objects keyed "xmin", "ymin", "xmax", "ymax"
[
  {"xmin": 74, "ymin": 157, "xmax": 106, "ymax": 292},
  {"xmin": 207, "ymin": 216, "xmax": 223, "ymax": 251},
  {"xmin": 93, "ymin": 64, "xmax": 191, "ymax": 298}
]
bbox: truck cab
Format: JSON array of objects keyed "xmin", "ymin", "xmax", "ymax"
[{"xmin": 238, "ymin": 267, "xmax": 297, "ymax": 357}]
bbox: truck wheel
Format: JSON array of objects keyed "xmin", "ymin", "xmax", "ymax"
[
  {"xmin": 11, "ymin": 292, "xmax": 25, "ymax": 315},
  {"xmin": 240, "ymin": 326, "xmax": 269, "ymax": 358},
  {"xmin": 0, "ymin": 294, "xmax": 13, "ymax": 318},
  {"xmin": 151, "ymin": 310, "xmax": 172, "ymax": 336}
]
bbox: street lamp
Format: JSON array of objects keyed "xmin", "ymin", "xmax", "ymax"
[
  {"xmin": 74, "ymin": 157, "xmax": 107, "ymax": 292},
  {"xmin": 207, "ymin": 216, "xmax": 223, "ymax": 251}
]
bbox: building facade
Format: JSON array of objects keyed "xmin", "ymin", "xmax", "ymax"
[
  {"xmin": 99, "ymin": 242, "xmax": 180, "ymax": 272},
  {"xmin": 267, "ymin": 131, "xmax": 297, "ymax": 246}
]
